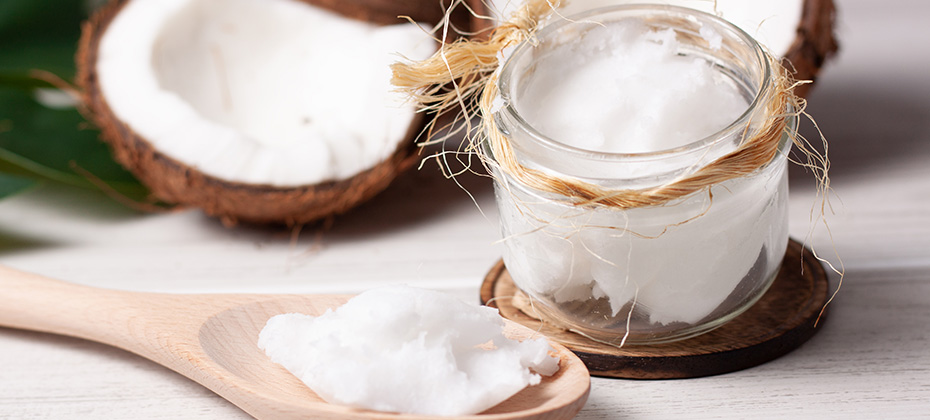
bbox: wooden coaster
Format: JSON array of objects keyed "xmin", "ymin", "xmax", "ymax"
[{"xmin": 480, "ymin": 239, "xmax": 830, "ymax": 379}]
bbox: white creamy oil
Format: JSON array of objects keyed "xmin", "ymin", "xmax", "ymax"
[
  {"xmin": 258, "ymin": 286, "xmax": 559, "ymax": 416},
  {"xmin": 493, "ymin": 10, "xmax": 790, "ymax": 341},
  {"xmin": 518, "ymin": 22, "xmax": 748, "ymax": 153},
  {"xmin": 96, "ymin": 0, "xmax": 435, "ymax": 187}
]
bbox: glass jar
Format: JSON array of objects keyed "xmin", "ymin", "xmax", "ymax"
[{"xmin": 489, "ymin": 5, "xmax": 795, "ymax": 344}]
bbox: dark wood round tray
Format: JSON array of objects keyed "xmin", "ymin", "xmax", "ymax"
[{"xmin": 480, "ymin": 239, "xmax": 831, "ymax": 379}]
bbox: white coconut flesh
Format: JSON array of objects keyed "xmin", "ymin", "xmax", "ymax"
[
  {"xmin": 492, "ymin": 0, "xmax": 804, "ymax": 57},
  {"xmin": 95, "ymin": 0, "xmax": 435, "ymax": 187}
]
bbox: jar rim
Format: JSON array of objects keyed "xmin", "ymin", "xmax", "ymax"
[{"xmin": 496, "ymin": 4, "xmax": 773, "ymax": 163}]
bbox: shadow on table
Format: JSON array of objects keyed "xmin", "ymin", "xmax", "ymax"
[
  {"xmin": 319, "ymin": 161, "xmax": 494, "ymax": 240},
  {"xmin": 0, "ymin": 228, "xmax": 59, "ymax": 256},
  {"xmin": 205, "ymin": 153, "xmax": 496, "ymax": 243},
  {"xmin": 0, "ymin": 184, "xmax": 148, "ymax": 256}
]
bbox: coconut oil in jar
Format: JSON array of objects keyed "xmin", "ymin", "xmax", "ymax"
[{"xmin": 489, "ymin": 5, "xmax": 795, "ymax": 344}]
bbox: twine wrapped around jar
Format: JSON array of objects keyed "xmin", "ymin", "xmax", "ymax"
[{"xmin": 392, "ymin": 0, "xmax": 830, "ymax": 211}]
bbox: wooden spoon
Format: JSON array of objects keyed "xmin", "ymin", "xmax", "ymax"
[{"xmin": 0, "ymin": 266, "xmax": 590, "ymax": 420}]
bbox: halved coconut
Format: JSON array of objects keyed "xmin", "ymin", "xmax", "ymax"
[
  {"xmin": 484, "ymin": 0, "xmax": 837, "ymax": 97},
  {"xmin": 78, "ymin": 0, "xmax": 482, "ymax": 225}
]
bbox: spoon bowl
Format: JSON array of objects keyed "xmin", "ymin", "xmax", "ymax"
[{"xmin": 0, "ymin": 266, "xmax": 590, "ymax": 420}]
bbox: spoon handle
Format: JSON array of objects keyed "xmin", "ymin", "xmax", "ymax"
[
  {"xmin": 0, "ymin": 265, "xmax": 203, "ymax": 358},
  {"xmin": 1, "ymin": 265, "xmax": 129, "ymax": 333}
]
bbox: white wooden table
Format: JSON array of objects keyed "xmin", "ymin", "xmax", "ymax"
[{"xmin": 2, "ymin": 0, "xmax": 928, "ymax": 418}]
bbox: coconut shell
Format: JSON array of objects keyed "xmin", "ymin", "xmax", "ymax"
[
  {"xmin": 782, "ymin": 0, "xmax": 839, "ymax": 98},
  {"xmin": 77, "ymin": 0, "xmax": 486, "ymax": 226}
]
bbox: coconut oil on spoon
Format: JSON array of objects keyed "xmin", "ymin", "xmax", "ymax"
[{"xmin": 0, "ymin": 265, "xmax": 589, "ymax": 420}]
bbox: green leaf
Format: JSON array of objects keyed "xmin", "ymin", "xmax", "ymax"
[
  {"xmin": 0, "ymin": 0, "xmax": 163, "ymax": 207},
  {"xmin": 0, "ymin": 173, "xmax": 38, "ymax": 199},
  {"xmin": 0, "ymin": 0, "xmax": 89, "ymax": 80},
  {"xmin": 0, "ymin": 86, "xmax": 151, "ymax": 200}
]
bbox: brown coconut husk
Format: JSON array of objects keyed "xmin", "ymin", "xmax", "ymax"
[
  {"xmin": 76, "ymin": 0, "xmax": 488, "ymax": 226},
  {"xmin": 783, "ymin": 0, "xmax": 839, "ymax": 98}
]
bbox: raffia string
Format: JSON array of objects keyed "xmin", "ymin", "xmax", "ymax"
[
  {"xmin": 392, "ymin": 0, "xmax": 556, "ymax": 118},
  {"xmin": 392, "ymin": 0, "xmax": 812, "ymax": 211}
]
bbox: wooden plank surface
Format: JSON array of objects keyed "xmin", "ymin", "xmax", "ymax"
[{"xmin": 2, "ymin": 0, "xmax": 929, "ymax": 418}]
